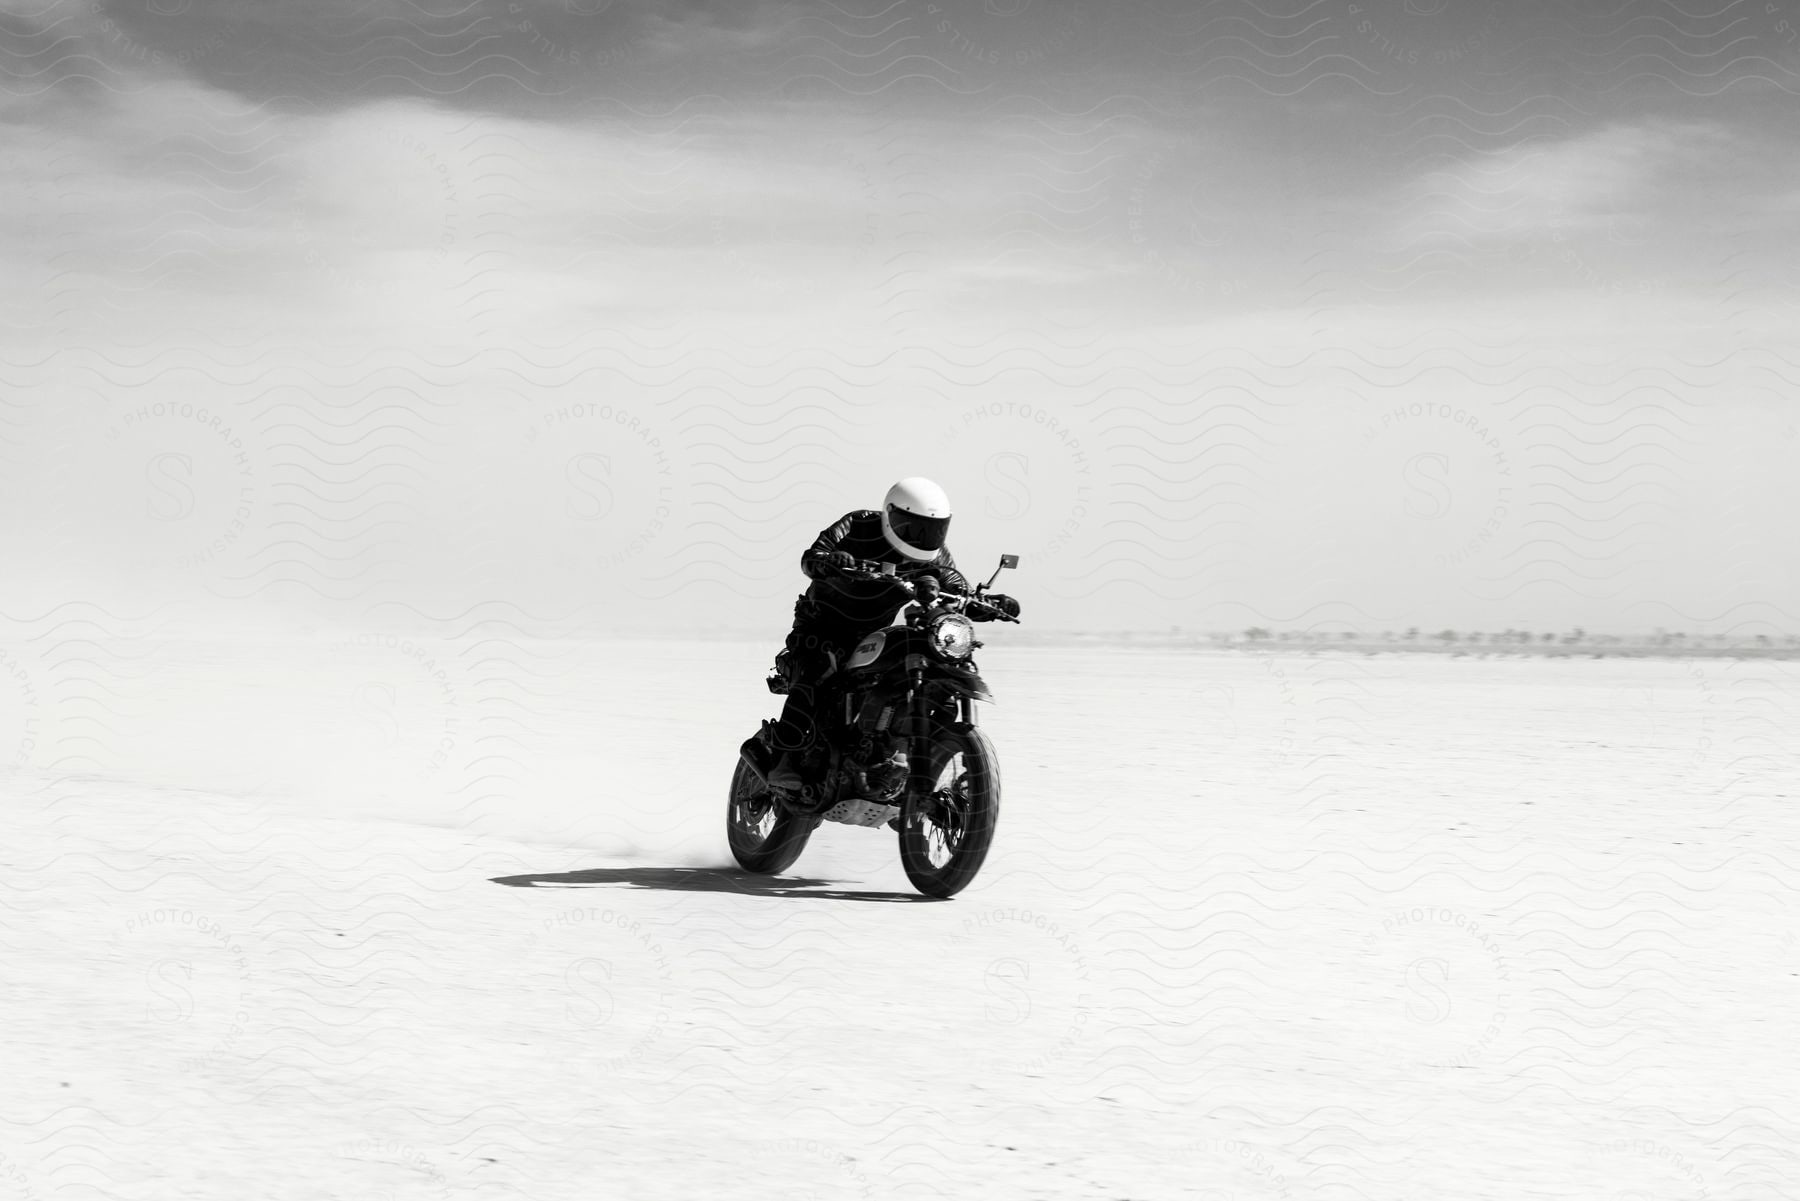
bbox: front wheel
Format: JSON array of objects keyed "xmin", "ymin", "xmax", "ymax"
[
  {"xmin": 898, "ymin": 722, "xmax": 1001, "ymax": 898},
  {"xmin": 727, "ymin": 758, "xmax": 818, "ymax": 874}
]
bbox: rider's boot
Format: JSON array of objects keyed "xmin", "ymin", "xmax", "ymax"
[
  {"xmin": 741, "ymin": 720, "xmax": 810, "ymax": 795},
  {"xmin": 738, "ymin": 721, "xmax": 781, "ymax": 783}
]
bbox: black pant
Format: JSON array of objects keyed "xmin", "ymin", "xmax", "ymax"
[{"xmin": 768, "ymin": 612, "xmax": 862, "ymax": 758}]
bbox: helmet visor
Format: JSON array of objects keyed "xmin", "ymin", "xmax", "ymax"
[{"xmin": 887, "ymin": 505, "xmax": 950, "ymax": 553}]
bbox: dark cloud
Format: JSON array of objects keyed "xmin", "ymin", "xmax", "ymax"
[{"xmin": 54, "ymin": 0, "xmax": 803, "ymax": 112}]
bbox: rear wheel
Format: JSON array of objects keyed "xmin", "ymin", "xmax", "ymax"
[
  {"xmin": 897, "ymin": 722, "xmax": 1000, "ymax": 898},
  {"xmin": 727, "ymin": 757, "xmax": 818, "ymax": 874}
]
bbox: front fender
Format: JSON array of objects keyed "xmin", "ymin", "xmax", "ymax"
[{"xmin": 929, "ymin": 660, "xmax": 994, "ymax": 703}]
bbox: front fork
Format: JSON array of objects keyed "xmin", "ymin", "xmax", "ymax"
[
  {"xmin": 905, "ymin": 662, "xmax": 930, "ymax": 808},
  {"xmin": 903, "ymin": 663, "xmax": 979, "ymax": 807}
]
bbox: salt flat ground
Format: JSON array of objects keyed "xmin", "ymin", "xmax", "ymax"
[{"xmin": 3, "ymin": 636, "xmax": 1798, "ymax": 1200}]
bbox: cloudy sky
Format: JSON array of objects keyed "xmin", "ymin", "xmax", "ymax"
[{"xmin": 2, "ymin": 0, "xmax": 1797, "ymax": 635}]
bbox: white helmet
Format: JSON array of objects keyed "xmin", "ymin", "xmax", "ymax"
[{"xmin": 881, "ymin": 476, "xmax": 952, "ymax": 561}]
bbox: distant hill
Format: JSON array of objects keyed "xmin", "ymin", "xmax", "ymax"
[{"xmin": 983, "ymin": 628, "xmax": 1800, "ymax": 659}]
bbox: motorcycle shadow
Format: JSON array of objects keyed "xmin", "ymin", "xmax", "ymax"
[{"xmin": 489, "ymin": 866, "xmax": 939, "ymax": 903}]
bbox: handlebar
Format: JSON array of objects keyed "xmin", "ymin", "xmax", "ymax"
[{"xmin": 837, "ymin": 558, "xmax": 1020, "ymax": 623}]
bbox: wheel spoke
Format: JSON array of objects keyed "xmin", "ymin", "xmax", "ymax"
[
  {"xmin": 732, "ymin": 775, "xmax": 779, "ymax": 841},
  {"xmin": 912, "ymin": 749, "xmax": 972, "ymax": 868},
  {"xmin": 895, "ymin": 729, "xmax": 997, "ymax": 899}
]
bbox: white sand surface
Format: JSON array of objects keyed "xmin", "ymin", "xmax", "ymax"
[{"xmin": 3, "ymin": 635, "xmax": 1796, "ymax": 1199}]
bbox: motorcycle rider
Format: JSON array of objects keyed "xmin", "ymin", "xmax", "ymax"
[{"xmin": 740, "ymin": 477, "xmax": 1021, "ymax": 793}]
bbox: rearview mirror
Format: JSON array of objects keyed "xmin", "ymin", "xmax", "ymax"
[{"xmin": 983, "ymin": 553, "xmax": 1020, "ymax": 591}]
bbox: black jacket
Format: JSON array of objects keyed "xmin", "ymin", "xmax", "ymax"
[{"xmin": 797, "ymin": 510, "xmax": 970, "ymax": 631}]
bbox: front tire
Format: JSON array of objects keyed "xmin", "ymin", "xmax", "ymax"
[
  {"xmin": 898, "ymin": 722, "xmax": 1000, "ymax": 898},
  {"xmin": 727, "ymin": 757, "xmax": 817, "ymax": 874}
]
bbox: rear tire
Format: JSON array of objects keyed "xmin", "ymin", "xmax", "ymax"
[
  {"xmin": 898, "ymin": 722, "xmax": 1000, "ymax": 898},
  {"xmin": 727, "ymin": 757, "xmax": 817, "ymax": 874}
]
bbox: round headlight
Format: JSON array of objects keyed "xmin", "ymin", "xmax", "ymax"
[{"xmin": 931, "ymin": 614, "xmax": 975, "ymax": 660}]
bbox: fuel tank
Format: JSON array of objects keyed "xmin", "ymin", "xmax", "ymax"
[{"xmin": 845, "ymin": 630, "xmax": 887, "ymax": 670}]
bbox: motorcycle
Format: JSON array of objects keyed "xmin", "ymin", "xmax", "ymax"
[{"xmin": 727, "ymin": 554, "xmax": 1022, "ymax": 898}]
